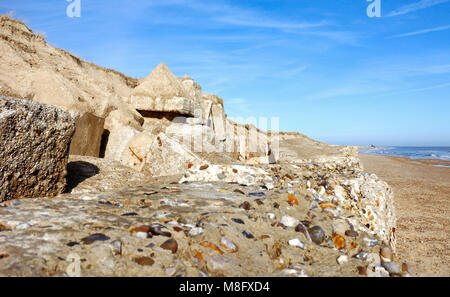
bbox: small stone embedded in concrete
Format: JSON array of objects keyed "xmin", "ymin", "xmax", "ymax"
[
  {"xmin": 337, "ymin": 255, "xmax": 349, "ymax": 265},
  {"xmin": 160, "ymin": 238, "xmax": 178, "ymax": 253},
  {"xmin": 239, "ymin": 201, "xmax": 251, "ymax": 210},
  {"xmin": 345, "ymin": 230, "xmax": 359, "ymax": 237},
  {"xmin": 111, "ymin": 240, "xmax": 122, "ymax": 255},
  {"xmin": 231, "ymin": 218, "xmax": 245, "ymax": 224},
  {"xmin": 288, "ymin": 238, "xmax": 305, "ymax": 249},
  {"xmin": 134, "ymin": 256, "xmax": 154, "ymax": 266},
  {"xmin": 81, "ymin": 233, "xmax": 110, "ymax": 245},
  {"xmin": 220, "ymin": 237, "xmax": 238, "ymax": 253},
  {"xmin": 380, "ymin": 246, "xmax": 393, "ymax": 262},
  {"xmin": 308, "ymin": 226, "xmax": 325, "ymax": 245},
  {"xmin": 281, "ymin": 215, "xmax": 299, "ymax": 227},
  {"xmin": 381, "ymin": 262, "xmax": 401, "ymax": 275},
  {"xmin": 188, "ymin": 227, "xmax": 204, "ymax": 236},
  {"xmin": 248, "ymin": 192, "xmax": 265, "ymax": 197},
  {"xmin": 149, "ymin": 224, "xmax": 171, "ymax": 237},
  {"xmin": 242, "ymin": 230, "xmax": 254, "ymax": 239},
  {"xmin": 353, "ymin": 250, "xmax": 368, "ymax": 261}
]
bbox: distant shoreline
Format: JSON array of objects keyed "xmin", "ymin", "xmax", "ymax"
[
  {"xmin": 358, "ymin": 146, "xmax": 450, "ymax": 167},
  {"xmin": 359, "ymin": 153, "xmax": 450, "ymax": 168}
]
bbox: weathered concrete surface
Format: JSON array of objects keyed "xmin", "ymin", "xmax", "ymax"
[
  {"xmin": 0, "ymin": 155, "xmax": 402, "ymax": 277},
  {"xmin": 68, "ymin": 111, "xmax": 105, "ymax": 157},
  {"xmin": 0, "ymin": 96, "xmax": 75, "ymax": 201}
]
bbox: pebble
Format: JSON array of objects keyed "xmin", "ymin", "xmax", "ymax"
[
  {"xmin": 67, "ymin": 241, "xmax": 79, "ymax": 247},
  {"xmin": 81, "ymin": 233, "xmax": 110, "ymax": 245},
  {"xmin": 248, "ymin": 192, "xmax": 265, "ymax": 197},
  {"xmin": 145, "ymin": 243, "xmax": 155, "ymax": 248},
  {"xmin": 200, "ymin": 241, "xmax": 224, "ymax": 255},
  {"xmin": 255, "ymin": 199, "xmax": 264, "ymax": 205},
  {"xmin": 345, "ymin": 230, "xmax": 359, "ymax": 237},
  {"xmin": 280, "ymin": 215, "xmax": 299, "ymax": 227},
  {"xmin": 0, "ymin": 254, "xmax": 9, "ymax": 260},
  {"xmin": 332, "ymin": 233, "xmax": 346, "ymax": 250},
  {"xmin": 134, "ymin": 256, "xmax": 154, "ymax": 266},
  {"xmin": 239, "ymin": 201, "xmax": 251, "ymax": 210},
  {"xmin": 295, "ymin": 224, "xmax": 312, "ymax": 242},
  {"xmin": 368, "ymin": 265, "xmax": 390, "ymax": 277},
  {"xmin": 199, "ymin": 164, "xmax": 209, "ymax": 170},
  {"xmin": 380, "ymin": 246, "xmax": 393, "ymax": 262},
  {"xmin": 149, "ymin": 224, "xmax": 172, "ymax": 237},
  {"xmin": 363, "ymin": 237, "xmax": 380, "ymax": 247},
  {"xmin": 266, "ymin": 212, "xmax": 275, "ymax": 220},
  {"xmin": 217, "ymin": 173, "xmax": 226, "ymax": 179},
  {"xmin": 121, "ymin": 212, "xmax": 138, "ymax": 216},
  {"xmin": 231, "ymin": 218, "xmax": 245, "ymax": 224},
  {"xmin": 336, "ymin": 255, "xmax": 348, "ymax": 265},
  {"xmin": 242, "ymin": 230, "xmax": 254, "ymax": 239},
  {"xmin": 357, "ymin": 266, "xmax": 367, "ymax": 275},
  {"xmin": 135, "ymin": 231, "xmax": 148, "ymax": 239},
  {"xmin": 288, "ymin": 238, "xmax": 305, "ymax": 249},
  {"xmin": 282, "ymin": 266, "xmax": 308, "ymax": 277},
  {"xmin": 189, "ymin": 227, "xmax": 204, "ymax": 236},
  {"xmin": 0, "ymin": 223, "xmax": 10, "ymax": 232},
  {"xmin": 308, "ymin": 226, "xmax": 325, "ymax": 245},
  {"xmin": 220, "ymin": 237, "xmax": 238, "ymax": 253},
  {"xmin": 160, "ymin": 239, "xmax": 178, "ymax": 253},
  {"xmin": 287, "ymin": 194, "xmax": 298, "ymax": 206},
  {"xmin": 111, "ymin": 240, "xmax": 122, "ymax": 255},
  {"xmin": 15, "ymin": 222, "xmax": 33, "ymax": 230},
  {"xmin": 402, "ymin": 262, "xmax": 411, "ymax": 274},
  {"xmin": 381, "ymin": 262, "xmax": 401, "ymax": 275},
  {"xmin": 233, "ymin": 189, "xmax": 245, "ymax": 195},
  {"xmin": 165, "ymin": 267, "xmax": 176, "ymax": 276},
  {"xmin": 353, "ymin": 250, "xmax": 368, "ymax": 261}
]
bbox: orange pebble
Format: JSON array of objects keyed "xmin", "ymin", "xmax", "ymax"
[
  {"xmin": 199, "ymin": 241, "xmax": 224, "ymax": 255},
  {"xmin": 195, "ymin": 252, "xmax": 203, "ymax": 262},
  {"xmin": 332, "ymin": 233, "xmax": 346, "ymax": 250},
  {"xmin": 319, "ymin": 202, "xmax": 336, "ymax": 210},
  {"xmin": 288, "ymin": 194, "xmax": 298, "ymax": 206}
]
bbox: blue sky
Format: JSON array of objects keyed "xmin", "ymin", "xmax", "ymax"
[{"xmin": 1, "ymin": 0, "xmax": 449, "ymax": 146}]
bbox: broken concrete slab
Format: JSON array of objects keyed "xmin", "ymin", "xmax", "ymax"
[{"xmin": 0, "ymin": 96, "xmax": 75, "ymax": 201}]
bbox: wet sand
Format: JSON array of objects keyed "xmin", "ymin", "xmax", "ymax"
[{"xmin": 359, "ymin": 154, "xmax": 450, "ymax": 276}]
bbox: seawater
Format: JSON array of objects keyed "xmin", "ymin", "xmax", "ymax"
[{"xmin": 359, "ymin": 147, "xmax": 450, "ymax": 161}]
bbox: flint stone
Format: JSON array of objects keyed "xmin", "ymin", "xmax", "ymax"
[{"xmin": 0, "ymin": 96, "xmax": 75, "ymax": 201}]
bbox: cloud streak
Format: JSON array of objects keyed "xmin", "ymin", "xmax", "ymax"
[
  {"xmin": 386, "ymin": 0, "xmax": 450, "ymax": 17},
  {"xmin": 391, "ymin": 25, "xmax": 450, "ymax": 37}
]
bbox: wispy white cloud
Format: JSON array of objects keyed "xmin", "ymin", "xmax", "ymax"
[
  {"xmin": 216, "ymin": 15, "xmax": 328, "ymax": 30},
  {"xmin": 391, "ymin": 25, "xmax": 450, "ymax": 37},
  {"xmin": 403, "ymin": 81, "xmax": 450, "ymax": 93},
  {"xmin": 386, "ymin": 0, "xmax": 450, "ymax": 17}
]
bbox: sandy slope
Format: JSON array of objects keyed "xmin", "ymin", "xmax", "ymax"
[{"xmin": 359, "ymin": 154, "xmax": 450, "ymax": 276}]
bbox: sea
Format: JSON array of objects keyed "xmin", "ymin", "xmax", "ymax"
[{"xmin": 359, "ymin": 147, "xmax": 450, "ymax": 167}]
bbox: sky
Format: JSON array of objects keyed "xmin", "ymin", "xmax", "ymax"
[{"xmin": 1, "ymin": 0, "xmax": 449, "ymax": 146}]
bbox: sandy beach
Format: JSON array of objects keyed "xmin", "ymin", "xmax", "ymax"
[{"xmin": 359, "ymin": 154, "xmax": 450, "ymax": 276}]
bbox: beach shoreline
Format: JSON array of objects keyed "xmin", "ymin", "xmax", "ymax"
[{"xmin": 359, "ymin": 153, "xmax": 450, "ymax": 276}]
